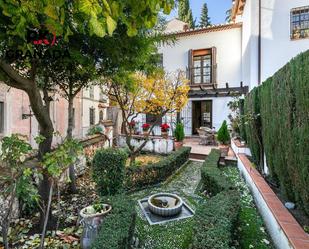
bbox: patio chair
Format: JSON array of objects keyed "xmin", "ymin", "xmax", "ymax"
[{"xmin": 197, "ymin": 127, "xmax": 217, "ymax": 146}]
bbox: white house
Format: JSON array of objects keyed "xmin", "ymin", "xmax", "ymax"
[
  {"xmin": 81, "ymin": 85, "xmax": 109, "ymax": 136},
  {"xmin": 159, "ymin": 21, "xmax": 246, "ymax": 136},
  {"xmin": 233, "ymin": 0, "xmax": 309, "ymax": 89},
  {"xmin": 157, "ymin": 0, "xmax": 309, "ymax": 137}
]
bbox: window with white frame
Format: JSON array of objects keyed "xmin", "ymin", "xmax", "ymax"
[{"xmin": 291, "ymin": 6, "xmax": 309, "ymax": 40}]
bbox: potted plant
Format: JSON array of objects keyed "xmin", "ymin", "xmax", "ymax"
[
  {"xmin": 160, "ymin": 123, "xmax": 170, "ymax": 139},
  {"xmin": 174, "ymin": 123, "xmax": 185, "ymax": 150},
  {"xmin": 80, "ymin": 203, "xmax": 112, "ymax": 249},
  {"xmin": 217, "ymin": 120, "xmax": 231, "ymax": 157},
  {"xmin": 142, "ymin": 123, "xmax": 150, "ymax": 136}
]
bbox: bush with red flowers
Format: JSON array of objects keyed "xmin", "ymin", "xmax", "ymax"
[
  {"xmin": 142, "ymin": 123, "xmax": 150, "ymax": 131},
  {"xmin": 160, "ymin": 123, "xmax": 170, "ymax": 132}
]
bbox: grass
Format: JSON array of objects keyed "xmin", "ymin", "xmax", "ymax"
[{"xmin": 223, "ymin": 167, "xmax": 274, "ymax": 249}]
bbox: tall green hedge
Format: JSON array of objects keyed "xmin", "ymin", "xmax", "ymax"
[
  {"xmin": 244, "ymin": 86, "xmax": 263, "ymax": 171},
  {"xmin": 244, "ymin": 50, "xmax": 309, "ymax": 214}
]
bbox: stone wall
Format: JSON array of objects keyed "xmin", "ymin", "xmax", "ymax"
[{"xmin": 118, "ymin": 134, "xmax": 174, "ymax": 154}]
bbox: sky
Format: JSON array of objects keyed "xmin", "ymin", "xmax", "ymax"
[{"xmin": 168, "ymin": 0, "xmax": 232, "ymax": 25}]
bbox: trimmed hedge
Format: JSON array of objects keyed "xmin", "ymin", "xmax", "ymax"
[
  {"xmin": 201, "ymin": 149, "xmax": 232, "ymax": 195},
  {"xmin": 243, "ymin": 50, "xmax": 309, "ymax": 214},
  {"xmin": 192, "ymin": 149, "xmax": 240, "ymax": 249},
  {"xmin": 91, "ymin": 195, "xmax": 136, "ymax": 249},
  {"xmin": 92, "ymin": 148, "xmax": 128, "ymax": 197},
  {"xmin": 192, "ymin": 190, "xmax": 240, "ymax": 249},
  {"xmin": 125, "ymin": 146, "xmax": 191, "ymax": 190}
]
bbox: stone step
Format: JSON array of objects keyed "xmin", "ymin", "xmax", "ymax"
[{"xmin": 189, "ymin": 153, "xmax": 207, "ymax": 161}]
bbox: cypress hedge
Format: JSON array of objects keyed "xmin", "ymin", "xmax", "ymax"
[{"xmin": 243, "ymin": 50, "xmax": 309, "ymax": 214}]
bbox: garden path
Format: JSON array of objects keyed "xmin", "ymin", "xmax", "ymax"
[{"xmin": 130, "ymin": 160, "xmax": 204, "ymax": 249}]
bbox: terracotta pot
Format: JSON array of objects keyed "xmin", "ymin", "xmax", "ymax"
[
  {"xmin": 161, "ymin": 131, "xmax": 168, "ymax": 139},
  {"xmin": 143, "ymin": 130, "xmax": 149, "ymax": 136},
  {"xmin": 219, "ymin": 145, "xmax": 229, "ymax": 157},
  {"xmin": 175, "ymin": 141, "xmax": 183, "ymax": 150}
]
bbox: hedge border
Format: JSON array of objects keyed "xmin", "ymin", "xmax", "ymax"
[{"xmin": 125, "ymin": 146, "xmax": 191, "ymax": 191}]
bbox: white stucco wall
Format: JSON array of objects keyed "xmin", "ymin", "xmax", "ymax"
[
  {"xmin": 240, "ymin": 0, "xmax": 309, "ymax": 89},
  {"xmin": 160, "ymin": 27, "xmax": 243, "ymax": 88},
  {"xmin": 81, "ymin": 85, "xmax": 108, "ymax": 136}
]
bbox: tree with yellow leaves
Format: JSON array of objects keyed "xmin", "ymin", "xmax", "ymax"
[{"xmin": 107, "ymin": 70, "xmax": 189, "ymax": 165}]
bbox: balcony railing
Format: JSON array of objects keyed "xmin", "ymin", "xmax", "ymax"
[{"xmin": 186, "ymin": 64, "xmax": 217, "ymax": 87}]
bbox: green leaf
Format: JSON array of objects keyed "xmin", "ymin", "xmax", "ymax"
[
  {"xmin": 89, "ymin": 15, "xmax": 106, "ymax": 37},
  {"xmin": 106, "ymin": 15, "xmax": 117, "ymax": 36}
]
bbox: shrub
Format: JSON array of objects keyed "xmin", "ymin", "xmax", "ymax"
[
  {"xmin": 201, "ymin": 149, "xmax": 232, "ymax": 195},
  {"xmin": 91, "ymin": 195, "xmax": 136, "ymax": 249},
  {"xmin": 244, "ymin": 50, "xmax": 309, "ymax": 214},
  {"xmin": 174, "ymin": 122, "xmax": 185, "ymax": 142},
  {"xmin": 125, "ymin": 146, "xmax": 191, "ymax": 190},
  {"xmin": 92, "ymin": 148, "xmax": 128, "ymax": 197},
  {"xmin": 192, "ymin": 190, "xmax": 240, "ymax": 249},
  {"xmin": 217, "ymin": 120, "xmax": 230, "ymax": 145},
  {"xmin": 87, "ymin": 126, "xmax": 103, "ymax": 135}
]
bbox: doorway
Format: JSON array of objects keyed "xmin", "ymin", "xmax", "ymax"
[{"xmin": 192, "ymin": 100, "xmax": 212, "ymax": 135}]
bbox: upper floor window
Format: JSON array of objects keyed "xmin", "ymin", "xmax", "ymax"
[
  {"xmin": 89, "ymin": 86, "xmax": 94, "ymax": 99},
  {"xmin": 0, "ymin": 102, "xmax": 4, "ymax": 134},
  {"xmin": 89, "ymin": 107, "xmax": 95, "ymax": 125},
  {"xmin": 188, "ymin": 48, "xmax": 217, "ymax": 85},
  {"xmin": 291, "ymin": 6, "xmax": 309, "ymax": 40}
]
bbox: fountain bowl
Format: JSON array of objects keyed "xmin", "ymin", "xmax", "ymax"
[{"xmin": 148, "ymin": 193, "xmax": 183, "ymax": 217}]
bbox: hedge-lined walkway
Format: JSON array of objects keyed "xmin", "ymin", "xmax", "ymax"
[{"xmin": 130, "ymin": 160, "xmax": 204, "ymax": 249}]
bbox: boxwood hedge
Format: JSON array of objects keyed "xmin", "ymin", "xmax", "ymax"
[
  {"xmin": 91, "ymin": 195, "xmax": 136, "ymax": 249},
  {"xmin": 125, "ymin": 146, "xmax": 191, "ymax": 190},
  {"xmin": 192, "ymin": 149, "xmax": 240, "ymax": 249},
  {"xmin": 201, "ymin": 149, "xmax": 233, "ymax": 195},
  {"xmin": 192, "ymin": 190, "xmax": 240, "ymax": 249}
]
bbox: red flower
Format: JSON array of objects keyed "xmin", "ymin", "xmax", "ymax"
[
  {"xmin": 160, "ymin": 123, "xmax": 170, "ymax": 132},
  {"xmin": 142, "ymin": 123, "xmax": 150, "ymax": 130},
  {"xmin": 128, "ymin": 121, "xmax": 136, "ymax": 127}
]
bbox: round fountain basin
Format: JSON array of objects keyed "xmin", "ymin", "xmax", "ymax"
[{"xmin": 148, "ymin": 193, "xmax": 183, "ymax": 217}]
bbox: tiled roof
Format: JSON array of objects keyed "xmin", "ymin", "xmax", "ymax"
[{"xmin": 164, "ymin": 23, "xmax": 242, "ymax": 37}]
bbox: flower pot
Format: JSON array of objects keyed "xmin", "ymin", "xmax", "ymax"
[
  {"xmin": 161, "ymin": 131, "xmax": 168, "ymax": 139},
  {"xmin": 174, "ymin": 141, "xmax": 183, "ymax": 150},
  {"xmin": 80, "ymin": 204, "xmax": 112, "ymax": 249},
  {"xmin": 143, "ymin": 130, "xmax": 149, "ymax": 136},
  {"xmin": 219, "ymin": 145, "xmax": 229, "ymax": 157}
]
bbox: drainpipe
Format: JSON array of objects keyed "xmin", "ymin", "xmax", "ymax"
[{"xmin": 258, "ymin": 0, "xmax": 262, "ymax": 85}]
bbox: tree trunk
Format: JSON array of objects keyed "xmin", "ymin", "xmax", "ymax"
[
  {"xmin": 67, "ymin": 97, "xmax": 77, "ymax": 193},
  {"xmin": 0, "ymin": 61, "xmax": 54, "ymax": 229}
]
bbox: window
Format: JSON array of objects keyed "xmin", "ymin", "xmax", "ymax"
[
  {"xmin": 99, "ymin": 110, "xmax": 104, "ymax": 121},
  {"xmin": 157, "ymin": 53, "xmax": 163, "ymax": 68},
  {"xmin": 188, "ymin": 48, "xmax": 216, "ymax": 85},
  {"xmin": 291, "ymin": 6, "xmax": 309, "ymax": 40},
  {"xmin": 89, "ymin": 86, "xmax": 94, "ymax": 99},
  {"xmin": 0, "ymin": 102, "xmax": 4, "ymax": 134},
  {"xmin": 146, "ymin": 114, "xmax": 162, "ymax": 125},
  {"xmin": 89, "ymin": 107, "xmax": 95, "ymax": 125}
]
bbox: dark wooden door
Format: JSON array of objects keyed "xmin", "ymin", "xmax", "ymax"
[{"xmin": 192, "ymin": 100, "xmax": 212, "ymax": 134}]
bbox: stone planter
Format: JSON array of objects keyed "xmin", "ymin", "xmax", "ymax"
[
  {"xmin": 80, "ymin": 204, "xmax": 112, "ymax": 249},
  {"xmin": 219, "ymin": 144, "xmax": 229, "ymax": 157},
  {"xmin": 161, "ymin": 131, "xmax": 168, "ymax": 139},
  {"xmin": 148, "ymin": 193, "xmax": 183, "ymax": 217},
  {"xmin": 174, "ymin": 141, "xmax": 183, "ymax": 150}
]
